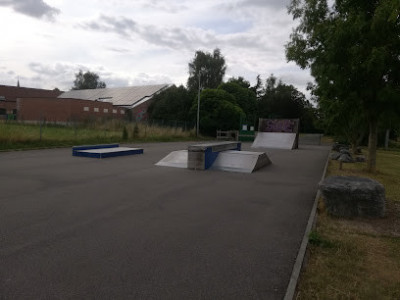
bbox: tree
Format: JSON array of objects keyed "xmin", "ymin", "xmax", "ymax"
[
  {"xmin": 251, "ymin": 75, "xmax": 264, "ymax": 100},
  {"xmin": 189, "ymin": 89, "xmax": 244, "ymax": 136},
  {"xmin": 72, "ymin": 70, "xmax": 106, "ymax": 90},
  {"xmin": 187, "ymin": 48, "xmax": 226, "ymax": 92},
  {"xmin": 147, "ymin": 85, "xmax": 194, "ymax": 123},
  {"xmin": 318, "ymin": 94, "xmax": 367, "ymax": 154},
  {"xmin": 286, "ymin": 0, "xmax": 400, "ymax": 172},
  {"xmin": 218, "ymin": 80, "xmax": 257, "ymax": 124},
  {"xmin": 258, "ymin": 74, "xmax": 317, "ymax": 132}
]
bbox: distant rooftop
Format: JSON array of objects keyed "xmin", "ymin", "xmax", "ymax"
[
  {"xmin": 0, "ymin": 85, "xmax": 63, "ymax": 101},
  {"xmin": 58, "ymin": 84, "xmax": 169, "ymax": 108}
]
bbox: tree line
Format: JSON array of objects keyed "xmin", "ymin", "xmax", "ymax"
[{"xmin": 148, "ymin": 48, "xmax": 319, "ymax": 136}]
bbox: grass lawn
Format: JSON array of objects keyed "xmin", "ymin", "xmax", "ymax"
[
  {"xmin": 0, "ymin": 121, "xmax": 197, "ymax": 150},
  {"xmin": 296, "ymin": 149, "xmax": 400, "ymax": 299}
]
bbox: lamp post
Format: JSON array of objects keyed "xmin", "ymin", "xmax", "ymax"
[{"xmin": 196, "ymin": 68, "xmax": 205, "ymax": 137}]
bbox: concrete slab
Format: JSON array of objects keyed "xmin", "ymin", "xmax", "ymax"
[
  {"xmin": 299, "ymin": 134, "xmax": 323, "ymax": 145},
  {"xmin": 252, "ymin": 132, "xmax": 297, "ymax": 150}
]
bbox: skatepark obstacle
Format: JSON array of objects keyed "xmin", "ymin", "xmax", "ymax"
[
  {"xmin": 252, "ymin": 118, "xmax": 299, "ymax": 150},
  {"xmin": 156, "ymin": 141, "xmax": 271, "ymax": 173},
  {"xmin": 188, "ymin": 141, "xmax": 241, "ymax": 170},
  {"xmin": 72, "ymin": 144, "xmax": 143, "ymax": 158}
]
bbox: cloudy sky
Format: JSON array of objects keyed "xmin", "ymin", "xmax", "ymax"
[{"xmin": 0, "ymin": 0, "xmax": 312, "ymax": 94}]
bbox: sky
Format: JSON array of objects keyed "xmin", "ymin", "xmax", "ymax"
[{"xmin": 0, "ymin": 0, "xmax": 313, "ymax": 95}]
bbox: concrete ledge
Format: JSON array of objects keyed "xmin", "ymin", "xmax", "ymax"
[{"xmin": 188, "ymin": 142, "xmax": 241, "ymax": 170}]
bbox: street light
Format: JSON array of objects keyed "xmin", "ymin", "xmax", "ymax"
[{"xmin": 196, "ymin": 67, "xmax": 205, "ymax": 137}]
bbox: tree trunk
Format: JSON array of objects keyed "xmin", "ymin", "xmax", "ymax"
[
  {"xmin": 351, "ymin": 139, "xmax": 358, "ymax": 155},
  {"xmin": 367, "ymin": 118, "xmax": 378, "ymax": 172},
  {"xmin": 384, "ymin": 129, "xmax": 390, "ymax": 150}
]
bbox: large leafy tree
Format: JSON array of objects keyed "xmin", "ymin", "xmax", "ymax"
[
  {"xmin": 286, "ymin": 0, "xmax": 400, "ymax": 172},
  {"xmin": 72, "ymin": 70, "xmax": 106, "ymax": 90},
  {"xmin": 189, "ymin": 89, "xmax": 244, "ymax": 136},
  {"xmin": 147, "ymin": 85, "xmax": 194, "ymax": 123},
  {"xmin": 219, "ymin": 78, "xmax": 258, "ymax": 124},
  {"xmin": 187, "ymin": 48, "xmax": 226, "ymax": 92}
]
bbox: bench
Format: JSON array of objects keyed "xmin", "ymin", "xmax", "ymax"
[
  {"xmin": 188, "ymin": 141, "xmax": 241, "ymax": 170},
  {"xmin": 216, "ymin": 130, "xmax": 239, "ymax": 141}
]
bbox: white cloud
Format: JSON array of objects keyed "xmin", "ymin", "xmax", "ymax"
[
  {"xmin": 0, "ymin": 0, "xmax": 60, "ymax": 21},
  {"xmin": 0, "ymin": 0, "xmax": 312, "ymax": 96}
]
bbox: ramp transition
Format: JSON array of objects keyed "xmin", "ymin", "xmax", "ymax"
[
  {"xmin": 251, "ymin": 132, "xmax": 297, "ymax": 150},
  {"xmin": 155, "ymin": 150, "xmax": 188, "ymax": 168},
  {"xmin": 210, "ymin": 150, "xmax": 271, "ymax": 173}
]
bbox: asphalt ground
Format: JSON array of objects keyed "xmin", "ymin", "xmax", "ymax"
[{"xmin": 0, "ymin": 142, "xmax": 330, "ymax": 299}]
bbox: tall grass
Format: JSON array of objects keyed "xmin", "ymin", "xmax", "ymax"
[{"xmin": 0, "ymin": 121, "xmax": 196, "ymax": 150}]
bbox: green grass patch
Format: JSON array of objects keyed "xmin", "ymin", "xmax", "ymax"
[{"xmin": 296, "ymin": 149, "xmax": 400, "ymax": 299}]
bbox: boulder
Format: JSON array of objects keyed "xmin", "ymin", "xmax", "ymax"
[
  {"xmin": 319, "ymin": 176, "xmax": 386, "ymax": 218},
  {"xmin": 330, "ymin": 152, "xmax": 341, "ymax": 160},
  {"xmin": 332, "ymin": 143, "xmax": 349, "ymax": 152},
  {"xmin": 340, "ymin": 149, "xmax": 351, "ymax": 155},
  {"xmin": 338, "ymin": 153, "xmax": 354, "ymax": 163}
]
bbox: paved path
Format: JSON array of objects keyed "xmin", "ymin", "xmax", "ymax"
[{"xmin": 0, "ymin": 142, "xmax": 329, "ymax": 299}]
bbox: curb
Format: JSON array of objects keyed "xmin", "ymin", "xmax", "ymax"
[{"xmin": 283, "ymin": 150, "xmax": 330, "ymax": 300}]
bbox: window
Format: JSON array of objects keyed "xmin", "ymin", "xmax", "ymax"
[
  {"xmin": 103, "ymin": 109, "xmax": 108, "ymax": 113},
  {"xmin": 94, "ymin": 107, "xmax": 99, "ymax": 112},
  {"xmin": 120, "ymin": 110, "xmax": 125, "ymax": 114},
  {"xmin": 83, "ymin": 107, "xmax": 89, "ymax": 112},
  {"xmin": 113, "ymin": 109, "xmax": 117, "ymax": 114}
]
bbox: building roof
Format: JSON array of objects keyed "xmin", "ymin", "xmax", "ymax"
[
  {"xmin": 0, "ymin": 85, "xmax": 63, "ymax": 101},
  {"xmin": 58, "ymin": 84, "xmax": 169, "ymax": 108}
]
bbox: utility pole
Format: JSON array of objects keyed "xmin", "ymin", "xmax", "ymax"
[{"xmin": 196, "ymin": 68, "xmax": 205, "ymax": 137}]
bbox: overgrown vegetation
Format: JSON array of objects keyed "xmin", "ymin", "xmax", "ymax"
[
  {"xmin": 296, "ymin": 149, "xmax": 400, "ymax": 299},
  {"xmin": 0, "ymin": 121, "xmax": 196, "ymax": 151}
]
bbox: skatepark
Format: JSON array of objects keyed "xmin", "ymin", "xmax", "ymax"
[{"xmin": 0, "ymin": 139, "xmax": 330, "ymax": 299}]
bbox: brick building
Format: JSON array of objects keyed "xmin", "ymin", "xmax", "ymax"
[
  {"xmin": 0, "ymin": 84, "xmax": 168, "ymax": 123},
  {"xmin": 0, "ymin": 85, "xmax": 62, "ymax": 120},
  {"xmin": 17, "ymin": 97, "xmax": 127, "ymax": 123}
]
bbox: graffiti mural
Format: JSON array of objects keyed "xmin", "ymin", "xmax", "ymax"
[
  {"xmin": 258, "ymin": 118, "xmax": 299, "ymax": 133},
  {"xmin": 135, "ymin": 109, "xmax": 146, "ymax": 122}
]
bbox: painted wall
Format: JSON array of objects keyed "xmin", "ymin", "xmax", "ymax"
[{"xmin": 258, "ymin": 118, "xmax": 300, "ymax": 133}]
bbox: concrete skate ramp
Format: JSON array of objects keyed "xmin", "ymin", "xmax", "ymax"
[
  {"xmin": 211, "ymin": 150, "xmax": 271, "ymax": 173},
  {"xmin": 155, "ymin": 150, "xmax": 188, "ymax": 168},
  {"xmin": 252, "ymin": 132, "xmax": 297, "ymax": 150},
  {"xmin": 156, "ymin": 150, "xmax": 271, "ymax": 173}
]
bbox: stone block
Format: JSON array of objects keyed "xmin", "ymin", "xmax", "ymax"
[{"xmin": 319, "ymin": 176, "xmax": 385, "ymax": 218}]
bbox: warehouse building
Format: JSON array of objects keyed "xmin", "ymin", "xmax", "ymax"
[{"xmin": 0, "ymin": 84, "xmax": 168, "ymax": 123}]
